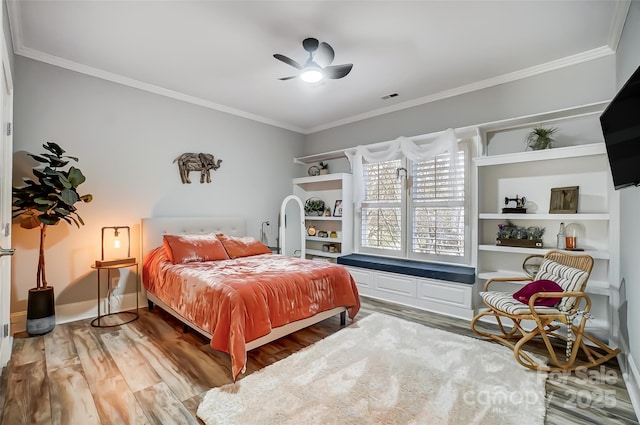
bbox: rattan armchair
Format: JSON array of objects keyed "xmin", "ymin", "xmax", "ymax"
[{"xmin": 471, "ymin": 250, "xmax": 619, "ymax": 371}]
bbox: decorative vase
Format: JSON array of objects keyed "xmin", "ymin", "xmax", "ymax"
[{"xmin": 26, "ymin": 287, "xmax": 56, "ymax": 336}]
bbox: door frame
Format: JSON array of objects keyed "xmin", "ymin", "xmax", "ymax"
[{"xmin": 0, "ymin": 17, "xmax": 14, "ymax": 366}]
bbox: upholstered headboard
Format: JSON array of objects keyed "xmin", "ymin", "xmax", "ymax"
[{"xmin": 140, "ymin": 217, "xmax": 246, "ymax": 261}]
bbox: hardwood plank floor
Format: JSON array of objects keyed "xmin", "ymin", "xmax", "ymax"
[{"xmin": 0, "ymin": 297, "xmax": 637, "ymax": 424}]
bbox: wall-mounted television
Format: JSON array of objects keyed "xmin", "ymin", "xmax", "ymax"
[{"xmin": 600, "ymin": 65, "xmax": 640, "ymax": 190}]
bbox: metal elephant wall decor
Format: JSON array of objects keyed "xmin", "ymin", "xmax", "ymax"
[{"xmin": 173, "ymin": 153, "xmax": 223, "ymax": 184}]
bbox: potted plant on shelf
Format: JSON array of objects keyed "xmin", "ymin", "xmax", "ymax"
[
  {"xmin": 12, "ymin": 142, "xmax": 93, "ymax": 336},
  {"xmin": 304, "ymin": 198, "xmax": 325, "ymax": 216},
  {"xmin": 525, "ymin": 126, "xmax": 558, "ymax": 151},
  {"xmin": 319, "ymin": 161, "xmax": 329, "ymax": 175}
]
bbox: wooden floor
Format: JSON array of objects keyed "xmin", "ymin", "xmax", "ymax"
[{"xmin": 0, "ymin": 297, "xmax": 637, "ymax": 425}]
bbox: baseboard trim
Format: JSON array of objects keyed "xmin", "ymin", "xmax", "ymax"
[
  {"xmin": 0, "ymin": 336, "xmax": 13, "ymax": 367},
  {"xmin": 10, "ymin": 292, "xmax": 141, "ymax": 334},
  {"xmin": 617, "ymin": 337, "xmax": 640, "ymax": 419},
  {"xmin": 626, "ymin": 355, "xmax": 640, "ymax": 419}
]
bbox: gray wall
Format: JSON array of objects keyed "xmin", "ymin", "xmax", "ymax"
[
  {"xmin": 11, "ymin": 56, "xmax": 304, "ymax": 312},
  {"xmin": 303, "ymin": 56, "xmax": 615, "ymax": 154},
  {"xmin": 615, "ymin": 0, "xmax": 640, "ymax": 398}
]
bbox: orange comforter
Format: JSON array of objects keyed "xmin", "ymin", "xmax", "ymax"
[{"xmin": 143, "ymin": 247, "xmax": 360, "ymax": 380}]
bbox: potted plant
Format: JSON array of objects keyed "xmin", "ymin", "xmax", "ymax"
[
  {"xmin": 304, "ymin": 198, "xmax": 325, "ymax": 216},
  {"xmin": 319, "ymin": 161, "xmax": 329, "ymax": 175},
  {"xmin": 12, "ymin": 142, "xmax": 92, "ymax": 336},
  {"xmin": 525, "ymin": 126, "xmax": 558, "ymax": 151}
]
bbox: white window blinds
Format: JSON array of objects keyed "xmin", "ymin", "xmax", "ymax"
[
  {"xmin": 361, "ymin": 159, "xmax": 403, "ymax": 252},
  {"xmin": 357, "ymin": 145, "xmax": 468, "ymax": 263},
  {"xmin": 411, "ymin": 151, "xmax": 465, "ymax": 257}
]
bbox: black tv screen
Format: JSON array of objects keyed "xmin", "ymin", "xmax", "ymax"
[{"xmin": 600, "ymin": 64, "xmax": 640, "ymax": 190}]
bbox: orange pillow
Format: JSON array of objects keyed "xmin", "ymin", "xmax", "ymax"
[
  {"xmin": 216, "ymin": 234, "xmax": 272, "ymax": 259},
  {"xmin": 162, "ymin": 234, "xmax": 230, "ymax": 264}
]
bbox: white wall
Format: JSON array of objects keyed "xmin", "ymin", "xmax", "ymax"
[
  {"xmin": 615, "ymin": 0, "xmax": 640, "ymax": 408},
  {"xmin": 302, "ymin": 56, "xmax": 616, "ymax": 155},
  {"xmin": 11, "ymin": 56, "xmax": 304, "ymax": 313}
]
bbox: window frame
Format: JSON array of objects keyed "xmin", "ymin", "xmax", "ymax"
[
  {"xmin": 356, "ymin": 141, "xmax": 471, "ymax": 265},
  {"xmin": 357, "ymin": 156, "xmax": 406, "ymax": 258}
]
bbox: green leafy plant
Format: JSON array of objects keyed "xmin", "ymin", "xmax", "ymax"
[
  {"xmin": 497, "ymin": 221, "xmax": 545, "ymax": 240},
  {"xmin": 304, "ymin": 198, "xmax": 325, "ymax": 216},
  {"xmin": 12, "ymin": 142, "xmax": 93, "ymax": 289},
  {"xmin": 525, "ymin": 126, "xmax": 558, "ymax": 150}
]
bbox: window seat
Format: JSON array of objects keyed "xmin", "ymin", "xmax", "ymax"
[{"xmin": 337, "ymin": 254, "xmax": 475, "ymax": 285}]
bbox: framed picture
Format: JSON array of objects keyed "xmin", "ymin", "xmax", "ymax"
[
  {"xmin": 549, "ymin": 186, "xmax": 579, "ymax": 213},
  {"xmin": 333, "ymin": 200, "xmax": 343, "ymax": 217}
]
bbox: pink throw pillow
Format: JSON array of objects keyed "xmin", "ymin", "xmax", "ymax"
[
  {"xmin": 163, "ymin": 234, "xmax": 230, "ymax": 264},
  {"xmin": 216, "ymin": 234, "xmax": 272, "ymax": 259},
  {"xmin": 513, "ymin": 279, "xmax": 564, "ymax": 307}
]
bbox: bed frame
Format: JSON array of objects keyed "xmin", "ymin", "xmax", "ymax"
[{"xmin": 140, "ymin": 217, "xmax": 347, "ymax": 352}]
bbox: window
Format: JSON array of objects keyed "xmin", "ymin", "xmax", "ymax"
[
  {"xmin": 361, "ymin": 159, "xmax": 403, "ymax": 255},
  {"xmin": 358, "ymin": 145, "xmax": 468, "ymax": 264}
]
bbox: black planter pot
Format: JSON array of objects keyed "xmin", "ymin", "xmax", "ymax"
[{"xmin": 26, "ymin": 287, "xmax": 56, "ymax": 336}]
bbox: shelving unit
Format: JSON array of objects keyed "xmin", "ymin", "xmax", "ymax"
[
  {"xmin": 474, "ymin": 108, "xmax": 620, "ymax": 341},
  {"xmin": 293, "ymin": 173, "xmax": 353, "ymax": 262}
]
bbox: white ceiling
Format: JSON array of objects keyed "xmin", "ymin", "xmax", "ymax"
[{"xmin": 7, "ymin": 1, "xmax": 630, "ymax": 134}]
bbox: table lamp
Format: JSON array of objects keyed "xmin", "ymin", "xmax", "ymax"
[{"xmin": 95, "ymin": 226, "xmax": 136, "ymax": 267}]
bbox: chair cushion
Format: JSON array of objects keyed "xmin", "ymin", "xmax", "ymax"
[
  {"xmin": 481, "ymin": 291, "xmax": 561, "ymax": 315},
  {"xmin": 513, "ymin": 279, "xmax": 564, "ymax": 307},
  {"xmin": 535, "ymin": 259, "xmax": 589, "ymax": 311}
]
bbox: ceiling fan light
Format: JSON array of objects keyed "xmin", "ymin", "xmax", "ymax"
[{"xmin": 300, "ymin": 67, "xmax": 323, "ymax": 83}]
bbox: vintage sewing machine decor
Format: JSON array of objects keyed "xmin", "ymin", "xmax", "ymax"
[{"xmin": 502, "ymin": 195, "xmax": 527, "ymax": 213}]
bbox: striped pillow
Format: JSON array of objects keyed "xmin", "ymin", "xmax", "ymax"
[{"xmin": 535, "ymin": 259, "xmax": 589, "ymax": 311}]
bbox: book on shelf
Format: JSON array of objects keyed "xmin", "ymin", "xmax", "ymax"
[{"xmin": 94, "ymin": 257, "xmax": 136, "ymax": 267}]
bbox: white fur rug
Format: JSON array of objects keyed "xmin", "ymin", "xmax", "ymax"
[{"xmin": 197, "ymin": 313, "xmax": 547, "ymax": 425}]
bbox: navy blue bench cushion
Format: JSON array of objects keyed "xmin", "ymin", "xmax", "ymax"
[{"xmin": 337, "ymin": 254, "xmax": 475, "ymax": 285}]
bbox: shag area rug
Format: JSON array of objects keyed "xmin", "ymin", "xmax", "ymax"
[{"xmin": 197, "ymin": 313, "xmax": 547, "ymax": 425}]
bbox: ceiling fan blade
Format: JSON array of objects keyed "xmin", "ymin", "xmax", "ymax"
[
  {"xmin": 273, "ymin": 54, "xmax": 303, "ymax": 70},
  {"xmin": 278, "ymin": 75, "xmax": 297, "ymax": 81},
  {"xmin": 315, "ymin": 42, "xmax": 335, "ymax": 67},
  {"xmin": 324, "ymin": 63, "xmax": 353, "ymax": 79},
  {"xmin": 302, "ymin": 38, "xmax": 319, "ymax": 53}
]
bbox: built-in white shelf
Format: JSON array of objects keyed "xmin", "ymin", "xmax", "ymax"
[
  {"xmin": 478, "ymin": 244, "xmax": 609, "ymax": 260},
  {"xmin": 304, "ymin": 216, "xmax": 342, "ymax": 222},
  {"xmin": 474, "ymin": 143, "xmax": 606, "ymax": 167},
  {"xmin": 479, "ymin": 213, "xmax": 610, "ymax": 221},
  {"xmin": 474, "ymin": 104, "xmax": 616, "ymax": 343},
  {"xmin": 294, "ymin": 173, "xmax": 352, "ymax": 262},
  {"xmin": 306, "ymin": 236, "xmax": 342, "ymax": 243},
  {"xmin": 306, "ymin": 249, "xmax": 343, "ymax": 258}
]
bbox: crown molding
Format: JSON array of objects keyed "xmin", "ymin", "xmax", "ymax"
[
  {"xmin": 7, "ymin": 0, "xmax": 306, "ymax": 135},
  {"xmin": 6, "ymin": 1, "xmax": 23, "ymax": 53},
  {"xmin": 306, "ymin": 46, "xmax": 615, "ymax": 134},
  {"xmin": 608, "ymin": 0, "xmax": 632, "ymax": 52},
  {"xmin": 16, "ymin": 46, "xmax": 307, "ymax": 134}
]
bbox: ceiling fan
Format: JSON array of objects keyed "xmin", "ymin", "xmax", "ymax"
[{"xmin": 274, "ymin": 38, "xmax": 353, "ymax": 83}]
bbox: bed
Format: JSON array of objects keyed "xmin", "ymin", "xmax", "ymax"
[{"xmin": 141, "ymin": 217, "xmax": 360, "ymax": 380}]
